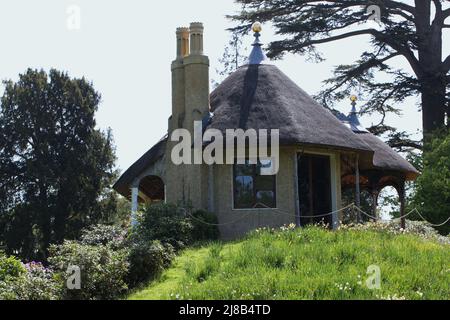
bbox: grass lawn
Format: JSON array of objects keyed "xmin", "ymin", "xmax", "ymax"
[{"xmin": 128, "ymin": 226, "xmax": 449, "ymax": 300}]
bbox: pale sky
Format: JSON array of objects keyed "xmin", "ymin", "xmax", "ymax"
[{"xmin": 1, "ymin": 0, "xmax": 448, "ymax": 174}]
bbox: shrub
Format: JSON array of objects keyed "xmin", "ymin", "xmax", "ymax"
[
  {"xmin": 13, "ymin": 262, "xmax": 62, "ymax": 300},
  {"xmin": 0, "ymin": 252, "xmax": 26, "ymax": 300},
  {"xmin": 132, "ymin": 203, "xmax": 194, "ymax": 249},
  {"xmin": 48, "ymin": 241, "xmax": 129, "ymax": 300},
  {"xmin": 132, "ymin": 204, "xmax": 220, "ymax": 249},
  {"xmin": 0, "ymin": 252, "xmax": 25, "ymax": 281},
  {"xmin": 413, "ymin": 131, "xmax": 450, "ymax": 235},
  {"xmin": 190, "ymin": 210, "xmax": 220, "ymax": 242},
  {"xmin": 126, "ymin": 240, "xmax": 175, "ymax": 288},
  {"xmin": 80, "ymin": 224, "xmax": 127, "ymax": 249},
  {"xmin": 0, "ymin": 278, "xmax": 18, "ymax": 300},
  {"xmin": 0, "ymin": 255, "xmax": 61, "ymax": 300}
]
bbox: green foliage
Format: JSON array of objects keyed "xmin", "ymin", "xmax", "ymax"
[
  {"xmin": 129, "ymin": 226, "xmax": 449, "ymax": 300},
  {"xmin": 132, "ymin": 203, "xmax": 219, "ymax": 250},
  {"xmin": 79, "ymin": 223, "xmax": 177, "ymax": 291},
  {"xmin": 213, "ymin": 31, "xmax": 248, "ymax": 88},
  {"xmin": 80, "ymin": 224, "xmax": 127, "ymax": 249},
  {"xmin": 125, "ymin": 204, "xmax": 219, "ymax": 288},
  {"xmin": 341, "ymin": 188, "xmax": 375, "ymax": 223},
  {"xmin": 414, "ymin": 131, "xmax": 450, "ymax": 235},
  {"xmin": 184, "ymin": 244, "xmax": 223, "ymax": 284},
  {"xmin": 1, "ymin": 219, "xmax": 184, "ymax": 300},
  {"xmin": 0, "ymin": 254, "xmax": 61, "ymax": 300},
  {"xmin": 0, "ymin": 252, "xmax": 25, "ymax": 281},
  {"xmin": 190, "ymin": 210, "xmax": 220, "ymax": 242},
  {"xmin": 132, "ymin": 203, "xmax": 193, "ymax": 250},
  {"xmin": 48, "ymin": 241, "xmax": 129, "ymax": 300},
  {"xmin": 346, "ymin": 220, "xmax": 449, "ymax": 245},
  {"xmin": 0, "ymin": 69, "xmax": 119, "ymax": 261},
  {"xmin": 126, "ymin": 240, "xmax": 175, "ymax": 288},
  {"xmin": 9, "ymin": 262, "xmax": 62, "ymax": 300},
  {"xmin": 230, "ymin": 0, "xmax": 449, "ymax": 143}
]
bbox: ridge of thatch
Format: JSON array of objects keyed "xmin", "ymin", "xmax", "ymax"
[{"xmin": 208, "ymin": 64, "xmax": 373, "ymax": 153}]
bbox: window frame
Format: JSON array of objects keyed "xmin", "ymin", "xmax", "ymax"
[{"xmin": 231, "ymin": 158, "xmax": 278, "ymax": 211}]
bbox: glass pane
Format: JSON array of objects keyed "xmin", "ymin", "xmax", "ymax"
[
  {"xmin": 235, "ymin": 162, "xmax": 254, "ymax": 176},
  {"xmin": 233, "ymin": 161, "xmax": 276, "ymax": 209},
  {"xmin": 256, "ymin": 191, "xmax": 275, "ymax": 208},
  {"xmin": 254, "ymin": 175, "xmax": 274, "ymax": 191},
  {"xmin": 234, "ymin": 175, "xmax": 254, "ymax": 209}
]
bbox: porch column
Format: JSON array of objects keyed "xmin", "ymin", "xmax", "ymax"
[
  {"xmin": 131, "ymin": 186, "xmax": 139, "ymax": 227},
  {"xmin": 294, "ymin": 153, "xmax": 301, "ymax": 227},
  {"xmin": 372, "ymin": 189, "xmax": 380, "ymax": 221},
  {"xmin": 355, "ymin": 154, "xmax": 362, "ymax": 223},
  {"xmin": 208, "ymin": 165, "xmax": 215, "ymax": 213},
  {"xmin": 399, "ymin": 182, "xmax": 406, "ymax": 229}
]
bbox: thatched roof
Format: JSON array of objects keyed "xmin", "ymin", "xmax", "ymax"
[
  {"xmin": 356, "ymin": 133, "xmax": 419, "ymax": 181},
  {"xmin": 207, "ymin": 64, "xmax": 373, "ymax": 153},
  {"xmin": 113, "ymin": 61, "xmax": 418, "ymax": 199},
  {"xmin": 339, "ymin": 110, "xmax": 419, "ymax": 183},
  {"xmin": 113, "ymin": 137, "xmax": 167, "ymax": 198}
]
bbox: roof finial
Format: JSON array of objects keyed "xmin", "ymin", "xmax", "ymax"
[
  {"xmin": 347, "ymin": 95, "xmax": 368, "ymax": 133},
  {"xmin": 248, "ymin": 22, "xmax": 267, "ymax": 65},
  {"xmin": 350, "ymin": 95, "xmax": 358, "ymax": 113}
]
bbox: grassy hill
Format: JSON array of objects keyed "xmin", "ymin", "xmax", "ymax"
[{"xmin": 128, "ymin": 224, "xmax": 449, "ymax": 300}]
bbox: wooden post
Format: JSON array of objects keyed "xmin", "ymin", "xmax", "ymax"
[
  {"xmin": 399, "ymin": 182, "xmax": 406, "ymax": 229},
  {"xmin": 308, "ymin": 159, "xmax": 314, "ymax": 224},
  {"xmin": 131, "ymin": 187, "xmax": 139, "ymax": 227},
  {"xmin": 294, "ymin": 153, "xmax": 301, "ymax": 227},
  {"xmin": 208, "ymin": 165, "xmax": 215, "ymax": 213},
  {"xmin": 355, "ymin": 154, "xmax": 361, "ymax": 223},
  {"xmin": 372, "ymin": 190, "xmax": 379, "ymax": 221}
]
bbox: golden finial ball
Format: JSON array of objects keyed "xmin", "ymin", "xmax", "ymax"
[
  {"xmin": 252, "ymin": 22, "xmax": 262, "ymax": 33},
  {"xmin": 350, "ymin": 95, "xmax": 358, "ymax": 102}
]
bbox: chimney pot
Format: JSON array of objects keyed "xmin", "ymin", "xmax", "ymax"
[
  {"xmin": 176, "ymin": 27, "xmax": 190, "ymax": 59},
  {"xmin": 189, "ymin": 22, "xmax": 204, "ymax": 55}
]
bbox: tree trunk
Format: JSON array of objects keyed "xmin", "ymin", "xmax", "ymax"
[
  {"xmin": 415, "ymin": 0, "xmax": 447, "ymax": 137},
  {"xmin": 38, "ymin": 182, "xmax": 52, "ymax": 261},
  {"xmin": 420, "ymin": 76, "xmax": 447, "ymax": 135}
]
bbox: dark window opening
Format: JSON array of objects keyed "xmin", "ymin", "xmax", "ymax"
[
  {"xmin": 233, "ymin": 160, "xmax": 276, "ymax": 209},
  {"xmin": 298, "ymin": 154, "xmax": 332, "ymax": 226}
]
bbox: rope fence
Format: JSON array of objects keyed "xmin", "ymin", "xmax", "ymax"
[{"xmin": 183, "ymin": 203, "xmax": 450, "ymax": 228}]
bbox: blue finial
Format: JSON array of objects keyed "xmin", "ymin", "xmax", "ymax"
[
  {"xmin": 248, "ymin": 22, "xmax": 267, "ymax": 65},
  {"xmin": 347, "ymin": 96, "xmax": 368, "ymax": 133}
]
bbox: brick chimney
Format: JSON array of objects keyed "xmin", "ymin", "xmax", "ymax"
[
  {"xmin": 167, "ymin": 23, "xmax": 210, "ymax": 211},
  {"xmin": 170, "ymin": 27, "xmax": 189, "ymax": 131},
  {"xmin": 170, "ymin": 23, "xmax": 209, "ymax": 134}
]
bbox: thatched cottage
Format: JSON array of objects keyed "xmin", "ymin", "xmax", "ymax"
[{"xmin": 113, "ymin": 23, "xmax": 419, "ymax": 239}]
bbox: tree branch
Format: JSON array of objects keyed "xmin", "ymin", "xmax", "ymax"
[
  {"xmin": 443, "ymin": 8, "xmax": 450, "ymax": 19},
  {"xmin": 296, "ymin": 29, "xmax": 379, "ymax": 46},
  {"xmin": 388, "ymin": 140, "xmax": 424, "ymax": 151},
  {"xmin": 381, "ymin": 0, "xmax": 417, "ymax": 15},
  {"xmin": 293, "ymin": 27, "xmax": 423, "ymax": 77}
]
